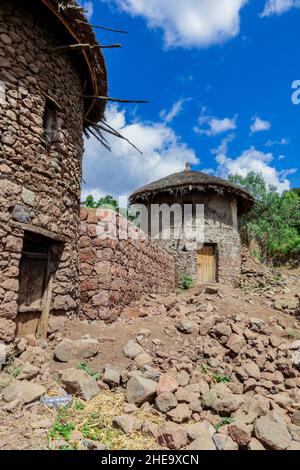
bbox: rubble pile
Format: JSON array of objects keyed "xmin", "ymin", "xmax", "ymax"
[{"xmin": 1, "ymin": 285, "xmax": 299, "ymax": 451}]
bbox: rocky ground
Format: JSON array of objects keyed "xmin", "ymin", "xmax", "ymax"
[{"xmin": 0, "ymin": 259, "xmax": 300, "ymax": 451}]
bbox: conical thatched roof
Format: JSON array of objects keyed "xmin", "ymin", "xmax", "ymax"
[{"xmin": 130, "ymin": 169, "xmax": 255, "ymax": 214}]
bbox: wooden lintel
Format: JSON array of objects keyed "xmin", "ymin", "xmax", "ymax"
[{"xmin": 11, "ymin": 221, "xmax": 69, "ymax": 243}]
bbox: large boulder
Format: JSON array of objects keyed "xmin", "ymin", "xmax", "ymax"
[
  {"xmin": 60, "ymin": 368, "xmax": 100, "ymax": 401},
  {"xmin": 3, "ymin": 380, "xmax": 46, "ymax": 404},
  {"xmin": 54, "ymin": 337, "xmax": 99, "ymax": 362},
  {"xmin": 126, "ymin": 376, "xmax": 157, "ymax": 406}
]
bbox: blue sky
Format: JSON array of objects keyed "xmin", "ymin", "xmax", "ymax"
[{"xmin": 80, "ymin": 0, "xmax": 300, "ymax": 200}]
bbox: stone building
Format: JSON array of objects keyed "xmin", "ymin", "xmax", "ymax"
[
  {"xmin": 130, "ymin": 164, "xmax": 254, "ymax": 285},
  {"xmin": 0, "ymin": 0, "xmax": 108, "ymax": 342}
]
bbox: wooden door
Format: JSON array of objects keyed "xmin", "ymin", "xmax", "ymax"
[
  {"xmin": 197, "ymin": 245, "xmax": 216, "ymax": 283},
  {"xmin": 16, "ymin": 251, "xmax": 49, "ymax": 336}
]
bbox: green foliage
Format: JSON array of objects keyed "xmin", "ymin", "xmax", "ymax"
[
  {"xmin": 182, "ymin": 273, "xmax": 193, "ymax": 290},
  {"xmin": 213, "ymin": 373, "xmax": 231, "ymax": 383},
  {"xmin": 49, "ymin": 407, "xmax": 75, "ymax": 441},
  {"xmin": 214, "ymin": 417, "xmax": 234, "ymax": 433},
  {"xmin": 77, "ymin": 362, "xmax": 100, "ymax": 381},
  {"xmin": 228, "ymin": 171, "xmax": 300, "ymax": 261},
  {"xmin": 82, "ymin": 194, "xmax": 138, "ymax": 223},
  {"xmin": 10, "ymin": 366, "xmax": 21, "ymax": 378},
  {"xmin": 82, "ymin": 423, "xmax": 100, "ymax": 441},
  {"xmin": 73, "ymin": 400, "xmax": 85, "ymax": 411}
]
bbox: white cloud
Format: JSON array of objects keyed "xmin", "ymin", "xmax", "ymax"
[
  {"xmin": 160, "ymin": 98, "xmax": 190, "ymax": 123},
  {"xmin": 261, "ymin": 0, "xmax": 300, "ymax": 17},
  {"xmin": 82, "ymin": 105, "xmax": 198, "ymax": 200},
  {"xmin": 250, "ymin": 116, "xmax": 271, "ymax": 134},
  {"xmin": 215, "ymin": 144, "xmax": 295, "ymax": 192},
  {"xmin": 266, "ymin": 137, "xmax": 289, "ymax": 147},
  {"xmin": 105, "ymin": 0, "xmax": 247, "ymax": 48},
  {"xmin": 79, "ymin": 1, "xmax": 94, "ymax": 20},
  {"xmin": 195, "ymin": 112, "xmax": 237, "ymax": 137}
]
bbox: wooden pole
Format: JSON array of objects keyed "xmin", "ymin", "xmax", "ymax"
[
  {"xmin": 47, "ymin": 44, "xmax": 121, "ymax": 52},
  {"xmin": 83, "ymin": 96, "xmax": 149, "ymax": 104},
  {"xmin": 75, "ymin": 20, "xmax": 128, "ymax": 34}
]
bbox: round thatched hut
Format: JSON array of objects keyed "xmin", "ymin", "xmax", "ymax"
[
  {"xmin": 130, "ymin": 164, "xmax": 254, "ymax": 285},
  {"xmin": 0, "ymin": 0, "xmax": 107, "ymax": 343}
]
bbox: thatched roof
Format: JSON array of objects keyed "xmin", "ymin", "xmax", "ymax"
[
  {"xmin": 39, "ymin": 0, "xmax": 107, "ymax": 127},
  {"xmin": 130, "ymin": 169, "xmax": 255, "ymax": 214}
]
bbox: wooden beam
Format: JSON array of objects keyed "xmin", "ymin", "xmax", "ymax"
[
  {"xmin": 46, "ymin": 43, "xmax": 121, "ymax": 52},
  {"xmin": 75, "ymin": 20, "xmax": 128, "ymax": 34},
  {"xmin": 11, "ymin": 221, "xmax": 70, "ymax": 243},
  {"xmin": 83, "ymin": 96, "xmax": 149, "ymax": 104}
]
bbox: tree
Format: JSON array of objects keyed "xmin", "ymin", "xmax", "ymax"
[
  {"xmin": 82, "ymin": 194, "xmax": 138, "ymax": 223},
  {"xmin": 228, "ymin": 171, "xmax": 300, "ymax": 262}
]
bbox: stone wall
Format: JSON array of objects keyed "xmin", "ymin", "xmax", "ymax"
[
  {"xmin": 0, "ymin": 0, "xmax": 86, "ymax": 342},
  {"xmin": 79, "ymin": 208, "xmax": 176, "ymax": 322},
  {"xmin": 139, "ymin": 192, "xmax": 241, "ymax": 286}
]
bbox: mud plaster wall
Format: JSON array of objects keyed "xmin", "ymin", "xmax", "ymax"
[
  {"xmin": 0, "ymin": 0, "xmax": 85, "ymax": 342},
  {"xmin": 140, "ymin": 192, "xmax": 241, "ymax": 286},
  {"xmin": 79, "ymin": 208, "xmax": 176, "ymax": 322}
]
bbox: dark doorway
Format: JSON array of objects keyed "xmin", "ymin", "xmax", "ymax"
[{"xmin": 16, "ymin": 232, "xmax": 53, "ymax": 337}]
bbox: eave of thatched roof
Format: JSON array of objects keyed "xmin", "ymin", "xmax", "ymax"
[
  {"xmin": 129, "ymin": 170, "xmax": 255, "ymax": 215},
  {"xmin": 39, "ymin": 0, "xmax": 108, "ymax": 127}
]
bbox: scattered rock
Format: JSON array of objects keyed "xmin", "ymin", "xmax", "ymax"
[
  {"xmin": 213, "ymin": 434, "xmax": 239, "ymax": 450},
  {"xmin": 228, "ymin": 424, "xmax": 251, "ymax": 447},
  {"xmin": 112, "ymin": 415, "xmax": 136, "ymax": 434},
  {"xmin": 186, "ymin": 421, "xmax": 215, "ymax": 441},
  {"xmin": 167, "ymin": 403, "xmax": 192, "ymax": 423},
  {"xmin": 103, "ymin": 365, "xmax": 120, "ymax": 386},
  {"xmin": 186, "ymin": 432, "xmax": 216, "ymax": 450},
  {"xmin": 157, "ymin": 423, "xmax": 187, "ymax": 450},
  {"xmin": 3, "ymin": 380, "xmax": 46, "ymax": 404},
  {"xmin": 254, "ymin": 415, "xmax": 292, "ymax": 450},
  {"xmin": 155, "ymin": 392, "xmax": 178, "ymax": 413},
  {"xmin": 226, "ymin": 334, "xmax": 246, "ymax": 354},
  {"xmin": 123, "ymin": 340, "xmax": 144, "ymax": 359},
  {"xmin": 156, "ymin": 373, "xmax": 178, "ymax": 395},
  {"xmin": 126, "ymin": 376, "xmax": 157, "ymax": 406},
  {"xmin": 54, "ymin": 338, "xmax": 99, "ymax": 362},
  {"xmin": 60, "ymin": 368, "xmax": 100, "ymax": 401}
]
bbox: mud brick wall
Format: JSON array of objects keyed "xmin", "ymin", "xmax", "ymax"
[
  {"xmin": 80, "ymin": 208, "xmax": 176, "ymax": 322},
  {"xmin": 0, "ymin": 0, "xmax": 86, "ymax": 342}
]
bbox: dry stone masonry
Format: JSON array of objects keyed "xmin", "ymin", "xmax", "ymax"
[
  {"xmin": 79, "ymin": 208, "xmax": 176, "ymax": 322},
  {"xmin": 0, "ymin": 0, "xmax": 107, "ymax": 343}
]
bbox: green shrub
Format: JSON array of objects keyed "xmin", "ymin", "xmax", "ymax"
[{"xmin": 182, "ymin": 273, "xmax": 193, "ymax": 290}]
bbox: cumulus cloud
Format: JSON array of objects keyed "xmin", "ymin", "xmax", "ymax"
[
  {"xmin": 160, "ymin": 98, "xmax": 191, "ymax": 123},
  {"xmin": 214, "ymin": 140, "xmax": 296, "ymax": 192},
  {"xmin": 82, "ymin": 105, "xmax": 198, "ymax": 200},
  {"xmin": 261, "ymin": 0, "xmax": 300, "ymax": 17},
  {"xmin": 195, "ymin": 111, "xmax": 237, "ymax": 137},
  {"xmin": 104, "ymin": 0, "xmax": 247, "ymax": 48},
  {"xmin": 250, "ymin": 116, "xmax": 271, "ymax": 134}
]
